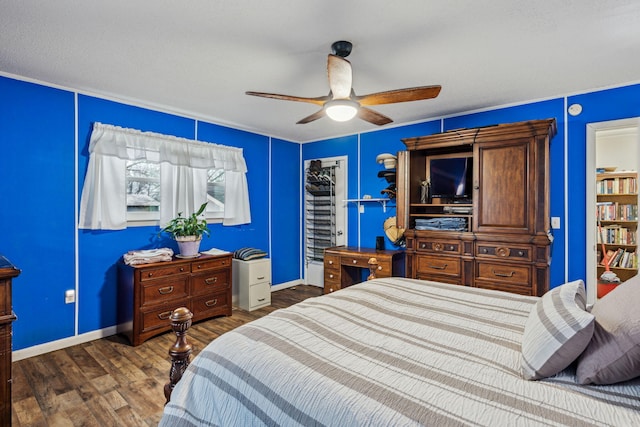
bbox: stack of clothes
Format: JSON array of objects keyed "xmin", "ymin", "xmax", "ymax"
[
  {"xmin": 415, "ymin": 217, "xmax": 467, "ymax": 231},
  {"xmin": 123, "ymin": 248, "xmax": 174, "ymax": 265}
]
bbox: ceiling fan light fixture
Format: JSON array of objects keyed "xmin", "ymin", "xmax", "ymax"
[{"xmin": 324, "ymin": 99, "xmax": 359, "ymax": 122}]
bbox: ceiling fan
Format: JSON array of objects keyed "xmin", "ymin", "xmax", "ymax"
[{"xmin": 246, "ymin": 41, "xmax": 441, "ymax": 126}]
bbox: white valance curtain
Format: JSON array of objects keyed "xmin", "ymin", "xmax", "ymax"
[{"xmin": 79, "ymin": 122, "xmax": 251, "ymax": 230}]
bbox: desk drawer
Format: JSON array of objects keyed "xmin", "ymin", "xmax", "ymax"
[
  {"xmin": 416, "ymin": 254, "xmax": 461, "ymax": 278},
  {"xmin": 340, "ymin": 256, "xmax": 391, "ymax": 275}
]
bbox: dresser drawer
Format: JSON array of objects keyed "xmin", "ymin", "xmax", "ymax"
[
  {"xmin": 476, "ymin": 261, "xmax": 531, "ymax": 285},
  {"xmin": 137, "ymin": 264, "xmax": 189, "ymax": 282},
  {"xmin": 324, "ymin": 254, "xmax": 340, "ymax": 269},
  {"xmin": 191, "ymin": 269, "xmax": 230, "ymax": 295},
  {"xmin": 192, "ymin": 256, "xmax": 231, "ymax": 273},
  {"xmin": 192, "ymin": 291, "xmax": 230, "ymax": 319},
  {"xmin": 475, "ymin": 243, "xmax": 531, "ymax": 262},
  {"xmin": 416, "ymin": 254, "xmax": 461, "ymax": 278},
  {"xmin": 141, "ymin": 277, "xmax": 189, "ymax": 307},
  {"xmin": 415, "ymin": 238, "xmax": 461, "ymax": 254},
  {"xmin": 140, "ymin": 298, "xmax": 190, "ymax": 334},
  {"xmin": 243, "ymin": 260, "xmax": 271, "ymax": 285}
]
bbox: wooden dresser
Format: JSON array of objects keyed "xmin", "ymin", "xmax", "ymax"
[
  {"xmin": 0, "ymin": 256, "xmax": 19, "ymax": 425},
  {"xmin": 398, "ymin": 119, "xmax": 556, "ymax": 296},
  {"xmin": 323, "ymin": 246, "xmax": 405, "ymax": 294},
  {"xmin": 118, "ymin": 253, "xmax": 232, "ymax": 346}
]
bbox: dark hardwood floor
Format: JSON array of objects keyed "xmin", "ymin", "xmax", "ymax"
[{"xmin": 11, "ymin": 285, "xmax": 323, "ymax": 426}]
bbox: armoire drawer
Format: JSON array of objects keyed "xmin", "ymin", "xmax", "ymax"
[
  {"xmin": 415, "ymin": 239, "xmax": 461, "ymax": 254},
  {"xmin": 416, "ymin": 254, "xmax": 461, "ymax": 279},
  {"xmin": 475, "ymin": 243, "xmax": 531, "ymax": 262},
  {"xmin": 476, "ymin": 261, "xmax": 531, "ymax": 285}
]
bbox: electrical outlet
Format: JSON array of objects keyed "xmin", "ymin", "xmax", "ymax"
[
  {"xmin": 65, "ymin": 289, "xmax": 75, "ymax": 304},
  {"xmin": 551, "ymin": 217, "xmax": 561, "ymax": 229}
]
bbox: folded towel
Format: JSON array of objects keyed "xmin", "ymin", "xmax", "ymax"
[{"xmin": 123, "ymin": 248, "xmax": 174, "ymax": 265}]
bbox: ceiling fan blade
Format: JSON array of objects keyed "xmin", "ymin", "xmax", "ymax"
[
  {"xmin": 358, "ymin": 107, "xmax": 393, "ymax": 126},
  {"xmin": 296, "ymin": 109, "xmax": 326, "ymax": 124},
  {"xmin": 246, "ymin": 91, "xmax": 329, "ymax": 106},
  {"xmin": 327, "ymin": 54, "xmax": 352, "ymax": 100},
  {"xmin": 355, "ymin": 85, "xmax": 442, "ymax": 106}
]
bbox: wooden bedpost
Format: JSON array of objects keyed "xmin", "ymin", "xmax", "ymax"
[
  {"xmin": 367, "ymin": 257, "xmax": 379, "ymax": 280},
  {"xmin": 164, "ymin": 306, "xmax": 193, "ymax": 404}
]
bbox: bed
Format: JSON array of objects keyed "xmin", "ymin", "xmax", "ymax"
[{"xmin": 159, "ymin": 277, "xmax": 640, "ymax": 426}]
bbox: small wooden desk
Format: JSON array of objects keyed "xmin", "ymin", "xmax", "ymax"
[{"xmin": 323, "ymin": 246, "xmax": 405, "ymax": 294}]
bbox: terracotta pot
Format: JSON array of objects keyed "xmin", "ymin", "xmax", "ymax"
[{"xmin": 175, "ymin": 235, "xmax": 202, "ymax": 257}]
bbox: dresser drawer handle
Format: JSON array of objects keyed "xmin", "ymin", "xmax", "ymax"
[
  {"xmin": 377, "ymin": 266, "xmax": 382, "ymax": 270},
  {"xmin": 158, "ymin": 286, "xmax": 174, "ymax": 295},
  {"xmin": 180, "ymin": 267, "xmax": 185, "ymax": 272},
  {"xmin": 157, "ymin": 311, "xmax": 172, "ymax": 320},
  {"xmin": 257, "ymin": 298, "xmax": 266, "ymax": 302},
  {"xmin": 257, "ymin": 276, "xmax": 265, "ymax": 280},
  {"xmin": 481, "ymin": 248, "xmax": 488, "ymax": 254},
  {"xmin": 352, "ymin": 259, "xmax": 358, "ymax": 264},
  {"xmin": 429, "ymin": 264, "xmax": 447, "ymax": 270},
  {"xmin": 329, "ymin": 274, "xmax": 334, "ymax": 279},
  {"xmin": 147, "ymin": 272, "xmax": 153, "ymax": 277},
  {"xmin": 328, "ymin": 260, "xmax": 334, "ymax": 265},
  {"xmin": 517, "ymin": 251, "xmax": 525, "ymax": 256},
  {"xmin": 205, "ymin": 299, "xmax": 218, "ymax": 307},
  {"xmin": 420, "ymin": 243, "xmax": 426, "ymax": 249},
  {"xmin": 197, "ymin": 264, "xmax": 203, "ymax": 269},
  {"xmin": 205, "ymin": 277, "xmax": 218, "ymax": 285},
  {"xmin": 492, "ymin": 269, "xmax": 515, "ymax": 278}
]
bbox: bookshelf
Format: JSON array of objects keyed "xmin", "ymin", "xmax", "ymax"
[{"xmin": 596, "ymin": 171, "xmax": 639, "ymax": 284}]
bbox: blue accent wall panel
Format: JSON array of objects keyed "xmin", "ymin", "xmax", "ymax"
[
  {"xmin": 359, "ymin": 121, "xmax": 442, "ymax": 249},
  {"xmin": 197, "ymin": 122, "xmax": 270, "ymax": 254},
  {"xmin": 0, "ymin": 77, "xmax": 76, "ymax": 349},
  {"xmin": 566, "ymin": 84, "xmax": 640, "ymax": 283},
  {"xmin": 77, "ymin": 95, "xmax": 197, "ymax": 334},
  {"xmin": 270, "ymin": 138, "xmax": 301, "ymax": 284},
  {"xmin": 303, "ymin": 135, "xmax": 359, "ymax": 245}
]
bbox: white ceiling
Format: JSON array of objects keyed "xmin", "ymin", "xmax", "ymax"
[{"xmin": 2, "ymin": 0, "xmax": 640, "ymax": 142}]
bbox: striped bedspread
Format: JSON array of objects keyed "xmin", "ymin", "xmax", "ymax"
[{"xmin": 160, "ymin": 278, "xmax": 640, "ymax": 426}]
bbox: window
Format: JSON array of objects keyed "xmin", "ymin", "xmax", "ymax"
[
  {"xmin": 125, "ymin": 160, "xmax": 226, "ymax": 222},
  {"xmin": 79, "ymin": 122, "xmax": 251, "ymax": 230}
]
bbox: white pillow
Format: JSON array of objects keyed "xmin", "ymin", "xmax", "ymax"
[{"xmin": 521, "ymin": 280, "xmax": 595, "ymax": 380}]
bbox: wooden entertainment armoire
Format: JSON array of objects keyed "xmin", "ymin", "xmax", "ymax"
[{"xmin": 397, "ymin": 119, "xmax": 556, "ymax": 296}]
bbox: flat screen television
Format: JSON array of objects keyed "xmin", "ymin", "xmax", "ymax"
[{"xmin": 428, "ymin": 155, "xmax": 473, "ymax": 201}]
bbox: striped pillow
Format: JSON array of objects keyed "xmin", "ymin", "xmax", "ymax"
[{"xmin": 521, "ymin": 280, "xmax": 595, "ymax": 380}]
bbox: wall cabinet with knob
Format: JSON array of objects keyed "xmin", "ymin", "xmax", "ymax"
[
  {"xmin": 397, "ymin": 119, "xmax": 556, "ymax": 296},
  {"xmin": 233, "ymin": 258, "xmax": 271, "ymax": 311},
  {"xmin": 118, "ymin": 253, "xmax": 232, "ymax": 345}
]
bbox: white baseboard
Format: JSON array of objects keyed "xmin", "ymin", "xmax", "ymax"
[
  {"xmin": 13, "ymin": 325, "xmax": 119, "ymax": 362},
  {"xmin": 13, "ymin": 279, "xmax": 319, "ymax": 361}
]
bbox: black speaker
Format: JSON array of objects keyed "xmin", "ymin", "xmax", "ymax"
[{"xmin": 376, "ymin": 236, "xmax": 385, "ymax": 251}]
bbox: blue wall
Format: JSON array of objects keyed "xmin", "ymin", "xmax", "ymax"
[{"xmin": 2, "ymin": 71, "xmax": 640, "ymax": 352}]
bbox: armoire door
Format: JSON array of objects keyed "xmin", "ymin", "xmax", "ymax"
[{"xmin": 473, "ymin": 138, "xmax": 533, "ymax": 235}]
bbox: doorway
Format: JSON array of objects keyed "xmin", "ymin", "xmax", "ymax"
[
  {"xmin": 304, "ymin": 156, "xmax": 348, "ymax": 287},
  {"xmin": 586, "ymin": 118, "xmax": 640, "ymax": 304}
]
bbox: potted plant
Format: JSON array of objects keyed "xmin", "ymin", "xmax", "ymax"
[{"xmin": 160, "ymin": 202, "xmax": 210, "ymax": 257}]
